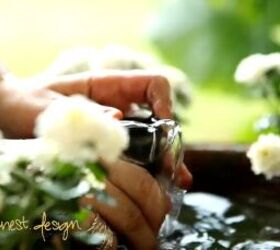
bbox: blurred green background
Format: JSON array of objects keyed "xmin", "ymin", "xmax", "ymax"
[{"xmin": 1, "ymin": 0, "xmax": 279, "ymax": 143}]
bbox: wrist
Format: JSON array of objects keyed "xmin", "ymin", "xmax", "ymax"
[
  {"xmin": 0, "ymin": 77, "xmax": 39, "ymax": 138},
  {"xmin": 0, "ymin": 76, "xmax": 63, "ymax": 138}
]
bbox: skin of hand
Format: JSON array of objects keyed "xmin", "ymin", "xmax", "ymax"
[
  {"xmin": 0, "ymin": 70, "xmax": 192, "ymax": 249},
  {"xmin": 81, "ymin": 159, "xmax": 171, "ymax": 250},
  {"xmin": 0, "ymin": 70, "xmax": 171, "ymax": 137}
]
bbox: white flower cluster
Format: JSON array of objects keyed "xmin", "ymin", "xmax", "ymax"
[
  {"xmin": 91, "ymin": 44, "xmax": 158, "ymax": 70},
  {"xmin": 0, "ymin": 144, "xmax": 13, "ymax": 185},
  {"xmin": 34, "ymin": 95, "xmax": 129, "ymax": 165},
  {"xmin": 44, "ymin": 47, "xmax": 98, "ymax": 76},
  {"xmin": 0, "ymin": 96, "xmax": 129, "ymax": 186},
  {"xmin": 234, "ymin": 53, "xmax": 280, "ymax": 85},
  {"xmin": 247, "ymin": 133, "xmax": 280, "ymax": 179},
  {"xmin": 46, "ymin": 45, "xmax": 157, "ymax": 75},
  {"xmin": 44, "ymin": 45, "xmax": 191, "ymax": 106},
  {"xmin": 0, "ymin": 138, "xmax": 40, "ymax": 184}
]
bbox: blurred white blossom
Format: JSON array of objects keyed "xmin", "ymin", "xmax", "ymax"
[
  {"xmin": 45, "ymin": 47, "xmax": 98, "ymax": 76},
  {"xmin": 45, "ymin": 45, "xmax": 157, "ymax": 76},
  {"xmin": 0, "ymin": 139, "xmax": 34, "ymax": 184},
  {"xmin": 92, "ymin": 44, "xmax": 157, "ymax": 70},
  {"xmin": 0, "ymin": 96, "xmax": 128, "ymax": 185},
  {"xmin": 34, "ymin": 95, "xmax": 129, "ymax": 165},
  {"xmin": 247, "ymin": 133, "xmax": 280, "ymax": 179},
  {"xmin": 0, "ymin": 168, "xmax": 12, "ymax": 185},
  {"xmin": 43, "ymin": 45, "xmax": 191, "ymax": 108},
  {"xmin": 235, "ymin": 53, "xmax": 280, "ymax": 85}
]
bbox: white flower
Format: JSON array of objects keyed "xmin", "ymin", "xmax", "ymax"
[
  {"xmin": 0, "ymin": 130, "xmax": 3, "ymax": 139},
  {"xmin": 0, "ymin": 147, "xmax": 14, "ymax": 183},
  {"xmin": 34, "ymin": 95, "xmax": 128, "ymax": 165},
  {"xmin": 44, "ymin": 47, "xmax": 98, "ymax": 76},
  {"xmin": 235, "ymin": 53, "xmax": 280, "ymax": 85},
  {"xmin": 247, "ymin": 133, "xmax": 280, "ymax": 179},
  {"xmin": 0, "ymin": 169, "xmax": 12, "ymax": 185},
  {"xmin": 45, "ymin": 45, "xmax": 157, "ymax": 76},
  {"xmin": 92, "ymin": 44, "xmax": 158, "ymax": 70},
  {"xmin": 0, "ymin": 139, "xmax": 34, "ymax": 184}
]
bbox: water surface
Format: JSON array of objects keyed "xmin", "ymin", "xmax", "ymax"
[{"xmin": 160, "ymin": 191, "xmax": 280, "ymax": 250}]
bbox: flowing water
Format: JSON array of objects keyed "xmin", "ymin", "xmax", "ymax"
[{"xmin": 159, "ymin": 191, "xmax": 280, "ymax": 250}]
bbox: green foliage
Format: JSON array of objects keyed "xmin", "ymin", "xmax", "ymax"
[
  {"xmin": 148, "ymin": 0, "xmax": 280, "ymax": 87},
  {"xmin": 0, "ymin": 159, "xmax": 108, "ymax": 249},
  {"xmin": 85, "ymin": 162, "xmax": 107, "ymax": 183}
]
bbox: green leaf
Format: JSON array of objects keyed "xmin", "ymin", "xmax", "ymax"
[
  {"xmin": 11, "ymin": 168, "xmax": 35, "ymax": 186},
  {"xmin": 74, "ymin": 208, "xmax": 91, "ymax": 224},
  {"xmin": 148, "ymin": 0, "xmax": 280, "ymax": 88},
  {"xmin": 51, "ymin": 159, "xmax": 79, "ymax": 178},
  {"xmin": 0, "ymin": 203, "xmax": 23, "ymax": 220},
  {"xmin": 16, "ymin": 158, "xmax": 31, "ymax": 169},
  {"xmin": 85, "ymin": 162, "xmax": 107, "ymax": 182}
]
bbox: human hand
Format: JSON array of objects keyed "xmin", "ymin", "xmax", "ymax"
[
  {"xmin": 41, "ymin": 70, "xmax": 172, "ymax": 119},
  {"xmin": 0, "ymin": 71, "xmax": 127, "ymax": 138},
  {"xmin": 0, "ymin": 70, "xmax": 171, "ymax": 137},
  {"xmin": 0, "ymin": 70, "xmax": 191, "ymax": 188},
  {"xmin": 81, "ymin": 159, "xmax": 171, "ymax": 250}
]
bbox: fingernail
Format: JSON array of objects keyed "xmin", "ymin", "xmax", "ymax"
[
  {"xmin": 103, "ymin": 108, "xmax": 123, "ymax": 119},
  {"xmin": 176, "ymin": 172, "xmax": 193, "ymax": 190}
]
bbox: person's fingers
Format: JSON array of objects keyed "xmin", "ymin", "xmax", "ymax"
[
  {"xmin": 43, "ymin": 71, "xmax": 172, "ymax": 119},
  {"xmin": 81, "ymin": 180, "xmax": 158, "ymax": 250},
  {"xmin": 88, "ymin": 71, "xmax": 172, "ymax": 119},
  {"xmin": 101, "ymin": 159, "xmax": 170, "ymax": 233},
  {"xmin": 80, "ymin": 212, "xmax": 117, "ymax": 250},
  {"xmin": 174, "ymin": 163, "xmax": 193, "ymax": 190},
  {"xmin": 40, "ymin": 73, "xmax": 90, "ymax": 97},
  {"xmin": 160, "ymin": 150, "xmax": 192, "ymax": 190}
]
